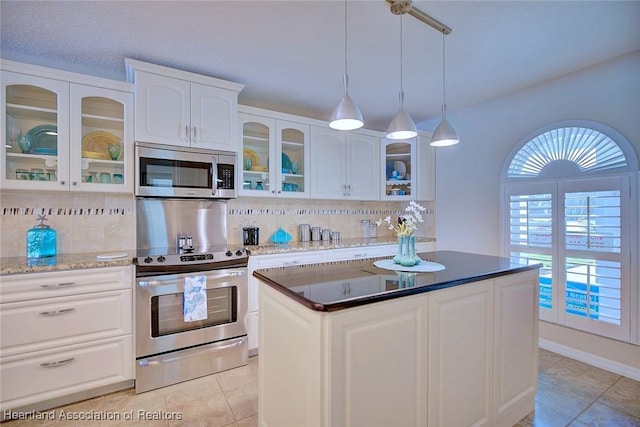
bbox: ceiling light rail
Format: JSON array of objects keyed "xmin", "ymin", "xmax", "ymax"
[{"xmin": 385, "ymin": 0, "xmax": 452, "ymax": 35}]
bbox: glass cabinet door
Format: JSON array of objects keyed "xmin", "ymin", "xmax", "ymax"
[
  {"xmin": 2, "ymin": 72, "xmax": 69, "ymax": 190},
  {"xmin": 240, "ymin": 114, "xmax": 274, "ymax": 195},
  {"xmin": 382, "ymin": 138, "xmax": 414, "ymax": 199},
  {"xmin": 277, "ymin": 121, "xmax": 308, "ymax": 197},
  {"xmin": 70, "ymin": 83, "xmax": 131, "ymax": 191}
]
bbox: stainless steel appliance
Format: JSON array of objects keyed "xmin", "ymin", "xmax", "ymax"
[
  {"xmin": 135, "ymin": 142, "xmax": 237, "ymax": 199},
  {"xmin": 135, "ymin": 198, "xmax": 249, "ymax": 393}
]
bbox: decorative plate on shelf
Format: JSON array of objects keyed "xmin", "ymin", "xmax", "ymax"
[
  {"xmin": 25, "ymin": 124, "xmax": 58, "ymax": 154},
  {"xmin": 393, "ymin": 160, "xmax": 407, "ymax": 178},
  {"xmin": 282, "ymin": 153, "xmax": 292, "ymax": 171},
  {"xmin": 82, "ymin": 131, "xmax": 121, "ymax": 160},
  {"xmin": 243, "ymin": 148, "xmax": 260, "ymax": 167}
]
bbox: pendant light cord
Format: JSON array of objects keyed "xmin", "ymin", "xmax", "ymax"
[
  {"xmin": 399, "ymin": 15, "xmax": 404, "ymax": 105},
  {"xmin": 441, "ymin": 30, "xmax": 447, "ymax": 115},
  {"xmin": 343, "ymin": 0, "xmax": 348, "ymax": 91}
]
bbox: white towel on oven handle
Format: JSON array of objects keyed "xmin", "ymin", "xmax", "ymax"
[{"xmin": 184, "ymin": 275, "xmax": 207, "ymax": 322}]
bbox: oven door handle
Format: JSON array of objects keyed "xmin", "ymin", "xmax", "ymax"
[
  {"xmin": 139, "ymin": 338, "xmax": 246, "ymax": 366},
  {"xmin": 137, "ymin": 268, "xmax": 246, "ymax": 291}
]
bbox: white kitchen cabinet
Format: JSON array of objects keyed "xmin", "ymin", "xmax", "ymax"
[
  {"xmin": 310, "ymin": 126, "xmax": 379, "ymax": 200},
  {"xmin": 258, "ymin": 269, "xmax": 539, "ymax": 427},
  {"xmin": 427, "ymin": 279, "xmax": 494, "ymax": 427},
  {"xmin": 381, "ymin": 136, "xmax": 417, "ymax": 200},
  {"xmin": 126, "ymin": 59, "xmax": 244, "ymax": 152},
  {"xmin": 417, "ymin": 134, "xmax": 436, "ymax": 201},
  {"xmin": 0, "ymin": 266, "xmax": 134, "ymax": 413},
  {"xmin": 492, "ymin": 272, "xmax": 539, "ymax": 426},
  {"xmin": 239, "ymin": 108, "xmax": 310, "ymax": 198},
  {"xmin": 1, "ymin": 61, "xmax": 134, "ymax": 193}
]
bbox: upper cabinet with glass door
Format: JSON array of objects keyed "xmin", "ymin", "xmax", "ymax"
[
  {"xmin": 381, "ymin": 137, "xmax": 416, "ymax": 200},
  {"xmin": 2, "ymin": 71, "xmax": 69, "ymax": 191},
  {"xmin": 239, "ymin": 108, "xmax": 309, "ymax": 198},
  {"xmin": 69, "ymin": 85, "xmax": 133, "ymax": 192},
  {"xmin": 1, "ymin": 62, "xmax": 133, "ymax": 193}
]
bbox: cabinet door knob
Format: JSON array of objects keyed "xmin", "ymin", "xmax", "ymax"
[{"xmin": 60, "ymin": 181, "xmax": 66, "ymax": 186}]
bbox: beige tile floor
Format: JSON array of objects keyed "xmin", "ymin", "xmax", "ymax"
[{"xmin": 3, "ymin": 349, "xmax": 639, "ymax": 426}]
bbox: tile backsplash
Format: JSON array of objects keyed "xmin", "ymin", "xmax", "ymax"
[
  {"xmin": 0, "ymin": 190, "xmax": 434, "ymax": 257},
  {"xmin": 227, "ymin": 197, "xmax": 434, "ymax": 246},
  {"xmin": 0, "ymin": 190, "xmax": 135, "ymax": 258}
]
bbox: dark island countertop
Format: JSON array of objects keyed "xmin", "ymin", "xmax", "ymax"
[{"xmin": 253, "ymin": 250, "xmax": 542, "ymax": 312}]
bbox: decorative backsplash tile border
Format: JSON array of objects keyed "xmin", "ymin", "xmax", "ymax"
[
  {"xmin": 229, "ymin": 207, "xmax": 435, "ymax": 216},
  {"xmin": 1, "ymin": 207, "xmax": 132, "ymax": 216}
]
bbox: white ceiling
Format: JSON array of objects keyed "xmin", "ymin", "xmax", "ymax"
[{"xmin": 1, "ymin": 1, "xmax": 639, "ymax": 132}]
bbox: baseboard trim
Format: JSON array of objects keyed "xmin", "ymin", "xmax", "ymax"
[{"xmin": 539, "ymin": 338, "xmax": 640, "ymax": 381}]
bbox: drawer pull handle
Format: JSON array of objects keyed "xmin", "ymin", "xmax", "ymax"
[
  {"xmin": 283, "ymin": 261, "xmax": 299, "ymax": 266},
  {"xmin": 353, "ymin": 253, "xmax": 367, "ymax": 258},
  {"xmin": 40, "ymin": 357, "xmax": 75, "ymax": 368},
  {"xmin": 40, "ymin": 282, "xmax": 74, "ymax": 289},
  {"xmin": 39, "ymin": 308, "xmax": 75, "ymax": 316}
]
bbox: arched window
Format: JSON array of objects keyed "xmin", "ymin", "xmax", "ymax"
[{"xmin": 501, "ymin": 121, "xmax": 638, "ymax": 342}]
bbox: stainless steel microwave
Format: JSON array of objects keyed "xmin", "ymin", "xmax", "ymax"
[{"xmin": 135, "ymin": 142, "xmax": 237, "ymax": 199}]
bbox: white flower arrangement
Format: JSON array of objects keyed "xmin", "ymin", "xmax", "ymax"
[{"xmin": 376, "ymin": 200, "xmax": 426, "ymax": 236}]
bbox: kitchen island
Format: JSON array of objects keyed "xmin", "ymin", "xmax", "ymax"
[{"xmin": 254, "ymin": 250, "xmax": 541, "ymax": 427}]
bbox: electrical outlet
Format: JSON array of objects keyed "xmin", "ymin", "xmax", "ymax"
[{"xmin": 105, "ymin": 222, "xmax": 119, "ymax": 238}]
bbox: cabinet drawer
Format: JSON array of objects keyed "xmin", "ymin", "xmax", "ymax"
[
  {"xmin": 0, "ymin": 335, "xmax": 133, "ymax": 410},
  {"xmin": 1, "ymin": 290, "xmax": 132, "ymax": 356},
  {"xmin": 326, "ymin": 246, "xmax": 392, "ymax": 262},
  {"xmin": 0, "ymin": 266, "xmax": 133, "ymax": 303}
]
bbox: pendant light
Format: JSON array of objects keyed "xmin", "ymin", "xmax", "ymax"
[
  {"xmin": 329, "ymin": 0, "xmax": 363, "ymax": 130},
  {"xmin": 430, "ymin": 30, "xmax": 459, "ymax": 146},
  {"xmin": 386, "ymin": 15, "xmax": 417, "ymax": 140}
]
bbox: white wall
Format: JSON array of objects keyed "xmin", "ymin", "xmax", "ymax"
[{"xmin": 432, "ymin": 50, "xmax": 640, "ymax": 256}]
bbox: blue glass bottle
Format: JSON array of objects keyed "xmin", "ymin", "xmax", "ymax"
[{"xmin": 27, "ymin": 215, "xmax": 57, "ymax": 258}]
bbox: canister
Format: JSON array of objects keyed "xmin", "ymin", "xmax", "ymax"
[
  {"xmin": 361, "ymin": 220, "xmax": 371, "ymax": 238},
  {"xmin": 299, "ymin": 224, "xmax": 311, "ymax": 242},
  {"xmin": 311, "ymin": 227, "xmax": 322, "ymax": 241},
  {"xmin": 322, "ymin": 229, "xmax": 331, "ymax": 241}
]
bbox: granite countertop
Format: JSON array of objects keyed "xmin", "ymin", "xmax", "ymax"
[
  {"xmin": 0, "ymin": 237, "xmax": 436, "ymax": 275},
  {"xmin": 253, "ymin": 250, "xmax": 542, "ymax": 312},
  {"xmin": 0, "ymin": 251, "xmax": 137, "ymax": 275}
]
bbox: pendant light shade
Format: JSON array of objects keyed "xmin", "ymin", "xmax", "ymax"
[
  {"xmin": 387, "ymin": 92, "xmax": 417, "ymax": 140},
  {"xmin": 431, "ymin": 114, "xmax": 458, "ymax": 147},
  {"xmin": 329, "ymin": 0, "xmax": 363, "ymax": 131},
  {"xmin": 387, "ymin": 15, "xmax": 417, "ymax": 140},
  {"xmin": 330, "ymin": 75, "xmax": 364, "ymax": 130},
  {"xmin": 431, "ymin": 31, "xmax": 459, "ymax": 146}
]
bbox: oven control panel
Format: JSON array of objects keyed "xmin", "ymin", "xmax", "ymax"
[{"xmin": 138, "ymin": 249, "xmax": 249, "ymax": 267}]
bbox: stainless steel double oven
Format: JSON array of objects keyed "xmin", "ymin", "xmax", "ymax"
[{"xmin": 134, "ymin": 198, "xmax": 249, "ymax": 393}]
